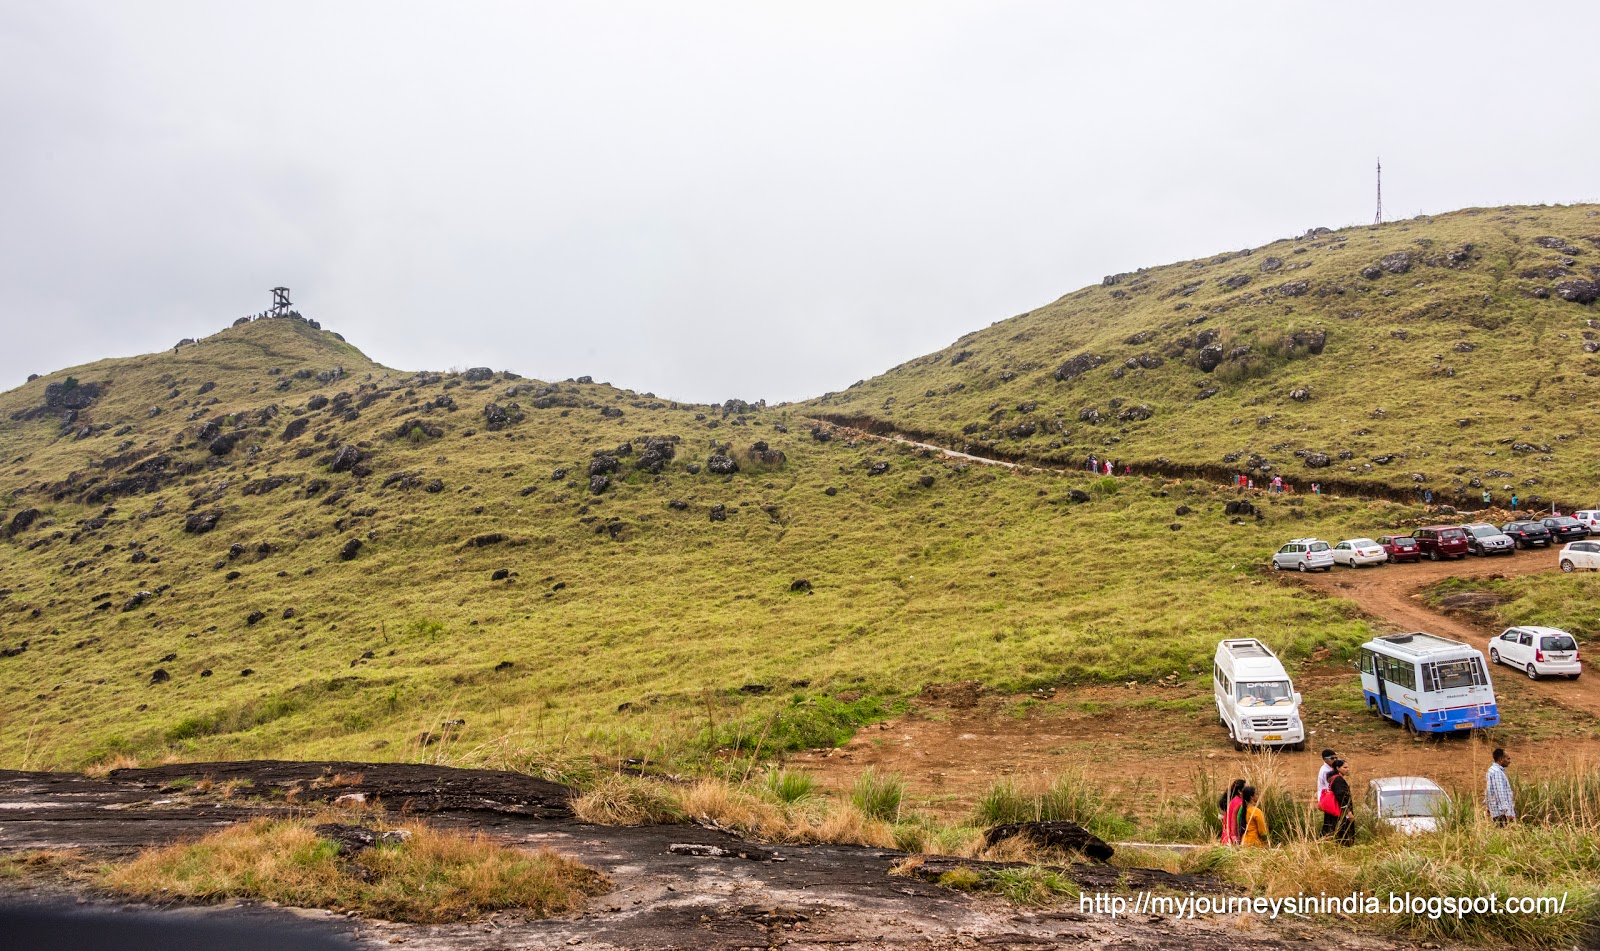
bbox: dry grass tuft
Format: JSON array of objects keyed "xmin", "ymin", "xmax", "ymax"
[
  {"xmin": 569, "ymin": 774, "xmax": 684, "ymax": 826},
  {"xmin": 102, "ymin": 817, "xmax": 607, "ymax": 923}
]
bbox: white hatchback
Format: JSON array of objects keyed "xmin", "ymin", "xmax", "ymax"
[
  {"xmin": 1489, "ymin": 626, "xmax": 1582, "ymax": 680},
  {"xmin": 1573, "ymin": 510, "xmax": 1600, "ymax": 531},
  {"xmin": 1331, "ymin": 538, "xmax": 1387, "ymax": 567},
  {"xmin": 1559, "ymin": 541, "xmax": 1600, "ymax": 572},
  {"xmin": 1272, "ymin": 538, "xmax": 1334, "ymax": 572}
]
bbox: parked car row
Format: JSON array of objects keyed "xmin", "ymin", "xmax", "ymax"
[{"xmin": 1272, "ymin": 516, "xmax": 1595, "ymax": 571}]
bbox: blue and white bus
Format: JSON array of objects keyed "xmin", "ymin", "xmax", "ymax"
[{"xmin": 1358, "ymin": 632, "xmax": 1499, "ymax": 733}]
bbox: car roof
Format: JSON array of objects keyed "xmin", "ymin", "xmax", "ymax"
[
  {"xmin": 1339, "ymin": 538, "xmax": 1377, "ymax": 544},
  {"xmin": 1368, "ymin": 777, "xmax": 1445, "ymax": 793},
  {"xmin": 1462, "ymin": 523, "xmax": 1498, "ymax": 530},
  {"xmin": 1418, "ymin": 524, "xmax": 1464, "ymax": 530},
  {"xmin": 1506, "ymin": 625, "xmax": 1573, "ymax": 638}
]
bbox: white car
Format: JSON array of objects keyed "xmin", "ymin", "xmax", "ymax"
[
  {"xmin": 1559, "ymin": 541, "xmax": 1600, "ymax": 572},
  {"xmin": 1489, "ymin": 626, "xmax": 1582, "ymax": 680},
  {"xmin": 1331, "ymin": 538, "xmax": 1387, "ymax": 567},
  {"xmin": 1573, "ymin": 510, "xmax": 1600, "ymax": 531},
  {"xmin": 1367, "ymin": 777, "xmax": 1447, "ymax": 835},
  {"xmin": 1272, "ymin": 538, "xmax": 1334, "ymax": 572}
]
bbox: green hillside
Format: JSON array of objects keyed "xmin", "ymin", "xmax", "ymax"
[
  {"xmin": 0, "ymin": 318, "xmax": 1390, "ymax": 771},
  {"xmin": 804, "ymin": 204, "xmax": 1600, "ymax": 509}
]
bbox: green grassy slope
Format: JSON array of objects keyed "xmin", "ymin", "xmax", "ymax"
[
  {"xmin": 0, "ymin": 318, "xmax": 1397, "ymax": 771},
  {"xmin": 803, "ymin": 204, "xmax": 1600, "ymax": 508}
]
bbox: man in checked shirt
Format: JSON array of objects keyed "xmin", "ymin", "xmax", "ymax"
[{"xmin": 1485, "ymin": 748, "xmax": 1516, "ymax": 826}]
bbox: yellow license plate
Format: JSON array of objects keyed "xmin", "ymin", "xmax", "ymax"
[
  {"xmin": 1262, "ymin": 734, "xmax": 1282, "ymax": 741},
  {"xmin": 1453, "ymin": 723, "xmax": 1472, "ymax": 729}
]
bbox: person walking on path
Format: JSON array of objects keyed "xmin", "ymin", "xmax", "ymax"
[
  {"xmin": 1328, "ymin": 759, "xmax": 1355, "ymax": 845},
  {"xmin": 1483, "ymin": 489, "xmax": 1493, "ymax": 506},
  {"xmin": 1220, "ymin": 778, "xmax": 1246, "ymax": 845},
  {"xmin": 1316, "ymin": 749, "xmax": 1338, "ymax": 798},
  {"xmin": 1511, "ymin": 494, "xmax": 1519, "ymax": 510},
  {"xmin": 1486, "ymin": 748, "xmax": 1516, "ymax": 826},
  {"xmin": 1239, "ymin": 786, "xmax": 1269, "ymax": 848},
  {"xmin": 1424, "ymin": 489, "xmax": 1433, "ymax": 505}
]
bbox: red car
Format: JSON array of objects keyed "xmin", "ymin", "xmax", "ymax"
[
  {"xmin": 1378, "ymin": 534, "xmax": 1422, "ymax": 563},
  {"xmin": 1415, "ymin": 525, "xmax": 1471, "ymax": 560}
]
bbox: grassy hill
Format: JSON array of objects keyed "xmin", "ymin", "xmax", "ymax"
[
  {"xmin": 803, "ymin": 204, "xmax": 1600, "ymax": 509},
  {"xmin": 0, "ymin": 317, "xmax": 1399, "ymax": 772}
]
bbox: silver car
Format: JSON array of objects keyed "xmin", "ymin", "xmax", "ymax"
[
  {"xmin": 1272, "ymin": 538, "xmax": 1334, "ymax": 572},
  {"xmin": 1463, "ymin": 523, "xmax": 1515, "ymax": 557},
  {"xmin": 1368, "ymin": 777, "xmax": 1447, "ymax": 835}
]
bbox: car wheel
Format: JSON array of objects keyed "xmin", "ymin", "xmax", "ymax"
[
  {"xmin": 1430, "ymin": 549, "xmax": 1440, "ymax": 561},
  {"xmin": 1271, "ymin": 561, "xmax": 1281, "ymax": 571},
  {"xmin": 1526, "ymin": 663, "xmax": 1539, "ymax": 681},
  {"xmin": 1572, "ymin": 673, "xmax": 1582, "ymax": 680},
  {"xmin": 1490, "ymin": 648, "xmax": 1500, "ymax": 665},
  {"xmin": 1298, "ymin": 562, "xmax": 1309, "ymax": 572},
  {"xmin": 1561, "ymin": 560, "xmax": 1575, "ymax": 573}
]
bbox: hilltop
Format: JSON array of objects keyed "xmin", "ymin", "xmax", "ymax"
[{"xmin": 805, "ymin": 204, "xmax": 1600, "ymax": 508}]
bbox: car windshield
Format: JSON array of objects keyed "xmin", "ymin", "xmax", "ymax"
[
  {"xmin": 1237, "ymin": 681, "xmax": 1293, "ymax": 705},
  {"xmin": 1377, "ymin": 788, "xmax": 1446, "ymax": 819},
  {"xmin": 1468, "ymin": 526, "xmax": 1499, "ymax": 537},
  {"xmin": 1349, "ymin": 538, "xmax": 1378, "ymax": 548},
  {"xmin": 1308, "ymin": 542, "xmax": 1329, "ymax": 552},
  {"xmin": 1542, "ymin": 635, "xmax": 1578, "ymax": 651}
]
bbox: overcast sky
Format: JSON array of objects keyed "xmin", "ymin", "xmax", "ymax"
[{"xmin": 3, "ymin": 2, "xmax": 1597, "ymax": 404}]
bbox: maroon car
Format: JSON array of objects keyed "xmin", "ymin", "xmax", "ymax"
[
  {"xmin": 1378, "ymin": 534, "xmax": 1422, "ymax": 563},
  {"xmin": 1415, "ymin": 525, "xmax": 1470, "ymax": 560}
]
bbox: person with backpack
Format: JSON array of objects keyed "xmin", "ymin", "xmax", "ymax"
[
  {"xmin": 1219, "ymin": 778, "xmax": 1246, "ymax": 844},
  {"xmin": 1239, "ymin": 786, "xmax": 1269, "ymax": 848}
]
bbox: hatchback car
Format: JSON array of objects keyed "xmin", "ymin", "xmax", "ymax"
[
  {"xmin": 1367, "ymin": 777, "xmax": 1448, "ymax": 835},
  {"xmin": 1463, "ymin": 523, "xmax": 1515, "ymax": 557},
  {"xmin": 1272, "ymin": 538, "xmax": 1334, "ymax": 572},
  {"xmin": 1502, "ymin": 520, "xmax": 1554, "ymax": 549},
  {"xmin": 1559, "ymin": 541, "xmax": 1600, "ymax": 572},
  {"xmin": 1542, "ymin": 516, "xmax": 1590, "ymax": 543},
  {"xmin": 1489, "ymin": 625, "xmax": 1582, "ymax": 679},
  {"xmin": 1414, "ymin": 526, "xmax": 1469, "ymax": 560},
  {"xmin": 1331, "ymin": 538, "xmax": 1388, "ymax": 567},
  {"xmin": 1573, "ymin": 510, "xmax": 1600, "ymax": 531},
  {"xmin": 1377, "ymin": 535, "xmax": 1422, "ymax": 563}
]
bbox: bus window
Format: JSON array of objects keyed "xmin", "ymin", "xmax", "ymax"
[
  {"xmin": 1424, "ymin": 659, "xmax": 1485, "ymax": 691},
  {"xmin": 1359, "ymin": 650, "xmax": 1375, "ymax": 675}
]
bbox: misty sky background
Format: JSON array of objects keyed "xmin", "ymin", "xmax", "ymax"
[{"xmin": 3, "ymin": 2, "xmax": 1597, "ymax": 404}]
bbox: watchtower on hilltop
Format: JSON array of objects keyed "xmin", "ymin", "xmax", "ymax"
[{"xmin": 269, "ymin": 286, "xmax": 293, "ymax": 318}]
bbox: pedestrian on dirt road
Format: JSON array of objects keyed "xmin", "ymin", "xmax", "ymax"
[
  {"xmin": 1486, "ymin": 748, "xmax": 1516, "ymax": 826},
  {"xmin": 1220, "ymin": 778, "xmax": 1246, "ymax": 844},
  {"xmin": 1483, "ymin": 489, "xmax": 1492, "ymax": 506},
  {"xmin": 1424, "ymin": 489, "xmax": 1433, "ymax": 505},
  {"xmin": 1316, "ymin": 748, "xmax": 1338, "ymax": 798},
  {"xmin": 1239, "ymin": 786, "xmax": 1269, "ymax": 848},
  {"xmin": 1328, "ymin": 759, "xmax": 1355, "ymax": 845}
]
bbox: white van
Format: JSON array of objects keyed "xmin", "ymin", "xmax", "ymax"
[{"xmin": 1214, "ymin": 638, "xmax": 1306, "ymax": 751}]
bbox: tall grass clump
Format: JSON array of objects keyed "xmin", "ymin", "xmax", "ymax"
[
  {"xmin": 764, "ymin": 769, "xmax": 818, "ymax": 805},
  {"xmin": 851, "ymin": 768, "xmax": 904, "ymax": 822},
  {"xmin": 973, "ymin": 772, "xmax": 1133, "ymax": 842},
  {"xmin": 569, "ymin": 774, "xmax": 684, "ymax": 826},
  {"xmin": 103, "ymin": 818, "xmax": 608, "ymax": 923}
]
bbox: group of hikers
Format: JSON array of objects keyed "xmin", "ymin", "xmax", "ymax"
[
  {"xmin": 1217, "ymin": 747, "xmax": 1518, "ymax": 847},
  {"xmin": 1083, "ymin": 455, "xmax": 1132, "ymax": 477}
]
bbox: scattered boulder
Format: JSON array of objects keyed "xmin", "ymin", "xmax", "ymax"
[
  {"xmin": 982, "ymin": 821, "xmax": 1113, "ymax": 863},
  {"xmin": 1068, "ymin": 489, "xmax": 1091, "ymax": 503},
  {"xmin": 589, "ymin": 474, "xmax": 610, "ymax": 495},
  {"xmin": 918, "ymin": 475, "xmax": 936, "ymax": 488},
  {"xmin": 245, "ymin": 610, "xmax": 266, "ymax": 626},
  {"xmin": 1360, "ymin": 265, "xmax": 1383, "ymax": 280},
  {"xmin": 491, "ymin": 568, "xmax": 510, "ymax": 581},
  {"xmin": 1052, "ymin": 352, "xmax": 1105, "ymax": 383},
  {"xmin": 1379, "ymin": 251, "xmax": 1412, "ymax": 274},
  {"xmin": 1224, "ymin": 500, "xmax": 1257, "ymax": 517},
  {"xmin": 824, "ymin": 486, "xmax": 838, "ymax": 497},
  {"xmin": 707, "ymin": 454, "xmax": 739, "ymax": 475},
  {"xmin": 1289, "ymin": 388, "xmax": 1311, "ymax": 402},
  {"xmin": 1259, "ymin": 257, "xmax": 1283, "ymax": 273},
  {"xmin": 667, "ymin": 499, "xmax": 689, "ymax": 511},
  {"xmin": 1196, "ymin": 345, "xmax": 1225, "ymax": 373},
  {"xmin": 1174, "ymin": 505, "xmax": 1192, "ymax": 516},
  {"xmin": 1304, "ymin": 452, "xmax": 1332, "ymax": 468},
  {"xmin": 867, "ymin": 462, "xmax": 890, "ymax": 476},
  {"xmin": 708, "ymin": 504, "xmax": 727, "ymax": 522},
  {"xmin": 482, "ymin": 402, "xmax": 523, "ymax": 431},
  {"xmin": 588, "ymin": 455, "xmax": 621, "ymax": 477},
  {"xmin": 551, "ymin": 467, "xmax": 568, "ymax": 481},
  {"xmin": 281, "ymin": 417, "xmax": 309, "ymax": 441},
  {"xmin": 7, "ymin": 508, "xmax": 42, "ymax": 535},
  {"xmin": 306, "ymin": 394, "xmax": 329, "ymax": 411},
  {"xmin": 1116, "ymin": 404, "xmax": 1154, "ymax": 422},
  {"xmin": 1554, "ymin": 280, "xmax": 1600, "ymax": 305},
  {"xmin": 789, "ymin": 579, "xmax": 813, "ymax": 593},
  {"xmin": 463, "ymin": 367, "xmax": 494, "ymax": 382},
  {"xmin": 425, "ymin": 479, "xmax": 444, "ymax": 493},
  {"xmin": 184, "ymin": 511, "xmax": 221, "ymax": 534},
  {"xmin": 467, "ymin": 533, "xmax": 507, "ymax": 547},
  {"xmin": 150, "ymin": 668, "xmax": 170, "ymax": 685},
  {"xmin": 330, "ymin": 445, "xmax": 363, "ymax": 473},
  {"xmin": 338, "ymin": 538, "xmax": 363, "ymax": 560},
  {"xmin": 1277, "ymin": 280, "xmax": 1311, "ymax": 297},
  {"xmin": 122, "ymin": 591, "xmax": 153, "ymax": 612}
]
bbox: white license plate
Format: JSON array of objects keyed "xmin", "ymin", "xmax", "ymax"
[
  {"xmin": 1262, "ymin": 734, "xmax": 1282, "ymax": 741},
  {"xmin": 1549, "ymin": 654, "xmax": 1572, "ymax": 661}
]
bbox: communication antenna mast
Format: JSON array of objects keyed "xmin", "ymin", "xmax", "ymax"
[{"xmin": 1374, "ymin": 158, "xmax": 1383, "ymax": 225}]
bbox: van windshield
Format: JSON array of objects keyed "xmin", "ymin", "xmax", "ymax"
[
  {"xmin": 1237, "ymin": 681, "xmax": 1293, "ymax": 706},
  {"xmin": 1308, "ymin": 543, "xmax": 1330, "ymax": 552}
]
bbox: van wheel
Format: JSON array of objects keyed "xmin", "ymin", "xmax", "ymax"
[
  {"xmin": 1526, "ymin": 663, "xmax": 1539, "ymax": 681},
  {"xmin": 1561, "ymin": 560, "xmax": 1575, "ymax": 572},
  {"xmin": 1292, "ymin": 741, "xmax": 1306, "ymax": 752},
  {"xmin": 1430, "ymin": 549, "xmax": 1440, "ymax": 561}
]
